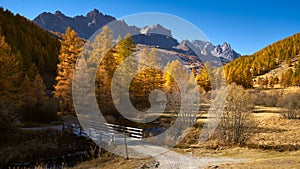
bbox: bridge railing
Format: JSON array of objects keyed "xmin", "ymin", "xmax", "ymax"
[
  {"xmin": 62, "ymin": 121, "xmax": 143, "ymax": 159},
  {"xmin": 62, "ymin": 121, "xmax": 143, "ymax": 140}
]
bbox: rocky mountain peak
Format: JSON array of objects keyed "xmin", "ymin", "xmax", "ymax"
[
  {"xmin": 221, "ymin": 42, "xmax": 231, "ymax": 51},
  {"xmin": 54, "ymin": 10, "xmax": 65, "ymax": 17},
  {"xmin": 86, "ymin": 9, "xmax": 102, "ymax": 18},
  {"xmin": 185, "ymin": 40, "xmax": 241, "ymax": 62},
  {"xmin": 33, "ymin": 9, "xmax": 116, "ymax": 39},
  {"xmin": 33, "ymin": 9, "xmax": 240, "ymax": 63},
  {"xmin": 140, "ymin": 24, "xmax": 172, "ymax": 37}
]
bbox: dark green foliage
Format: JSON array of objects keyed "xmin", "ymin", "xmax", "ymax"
[
  {"xmin": 0, "ymin": 8, "xmax": 60, "ymax": 85},
  {"xmin": 0, "ymin": 8, "xmax": 60, "ymax": 124},
  {"xmin": 21, "ymin": 72, "xmax": 58, "ymax": 123},
  {"xmin": 0, "ymin": 34, "xmax": 21, "ymax": 132},
  {"xmin": 21, "ymin": 98, "xmax": 58, "ymax": 123}
]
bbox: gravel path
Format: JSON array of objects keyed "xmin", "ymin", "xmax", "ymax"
[
  {"xmin": 155, "ymin": 150, "xmax": 246, "ymax": 169},
  {"xmin": 127, "ymin": 143, "xmax": 247, "ymax": 169}
]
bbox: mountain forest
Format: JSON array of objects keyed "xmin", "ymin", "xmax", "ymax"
[{"xmin": 1, "ymin": 8, "xmax": 300, "ymax": 168}]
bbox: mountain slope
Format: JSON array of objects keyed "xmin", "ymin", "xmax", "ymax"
[
  {"xmin": 224, "ymin": 32, "xmax": 300, "ymax": 88},
  {"xmin": 0, "ymin": 8, "xmax": 61, "ymax": 89}
]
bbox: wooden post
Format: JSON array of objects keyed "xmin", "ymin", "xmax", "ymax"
[
  {"xmin": 99, "ymin": 130, "xmax": 101, "ymax": 142},
  {"xmin": 70, "ymin": 124, "xmax": 72, "ymax": 133},
  {"xmin": 124, "ymin": 132, "xmax": 129, "ymax": 160}
]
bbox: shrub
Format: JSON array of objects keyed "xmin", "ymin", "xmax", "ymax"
[
  {"xmin": 216, "ymin": 83, "xmax": 256, "ymax": 145},
  {"xmin": 278, "ymin": 91, "xmax": 300, "ymax": 119},
  {"xmin": 263, "ymin": 90, "xmax": 283, "ymax": 107},
  {"xmin": 252, "ymin": 90, "xmax": 283, "ymax": 107},
  {"xmin": 21, "ymin": 98, "xmax": 59, "ymax": 123}
]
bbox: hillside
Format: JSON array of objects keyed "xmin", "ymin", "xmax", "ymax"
[
  {"xmin": 253, "ymin": 55, "xmax": 300, "ymax": 88},
  {"xmin": 224, "ymin": 32, "xmax": 300, "ymax": 88},
  {"xmin": 0, "ymin": 8, "xmax": 60, "ymax": 89}
]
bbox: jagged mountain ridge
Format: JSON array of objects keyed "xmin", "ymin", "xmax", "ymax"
[
  {"xmin": 34, "ymin": 9, "xmax": 240, "ymax": 63},
  {"xmin": 34, "ymin": 9, "xmax": 116, "ymax": 39},
  {"xmin": 188, "ymin": 40, "xmax": 240, "ymax": 62},
  {"xmin": 140, "ymin": 24, "xmax": 172, "ymax": 37}
]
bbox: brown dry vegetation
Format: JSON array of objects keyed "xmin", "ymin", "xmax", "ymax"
[
  {"xmin": 0, "ymin": 130, "xmax": 95, "ymax": 168},
  {"xmin": 70, "ymin": 157, "xmax": 155, "ymax": 169},
  {"xmin": 176, "ymin": 105, "xmax": 300, "ymax": 169},
  {"xmin": 66, "ymin": 88, "xmax": 300, "ymax": 169},
  {"xmin": 67, "ymin": 106, "xmax": 300, "ymax": 169}
]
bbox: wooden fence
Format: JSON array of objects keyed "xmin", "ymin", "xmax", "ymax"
[{"xmin": 62, "ymin": 121, "xmax": 144, "ymax": 159}]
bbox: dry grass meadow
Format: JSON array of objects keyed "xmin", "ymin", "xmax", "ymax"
[{"xmin": 67, "ymin": 104, "xmax": 300, "ymax": 169}]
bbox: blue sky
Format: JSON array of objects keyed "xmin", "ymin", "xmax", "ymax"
[{"xmin": 1, "ymin": 0, "xmax": 300, "ymax": 55}]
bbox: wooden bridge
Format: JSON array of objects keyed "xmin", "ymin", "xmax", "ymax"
[
  {"xmin": 62, "ymin": 121, "xmax": 144, "ymax": 159},
  {"xmin": 62, "ymin": 121, "xmax": 143, "ymax": 140}
]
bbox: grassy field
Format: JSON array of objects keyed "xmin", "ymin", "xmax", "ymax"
[
  {"xmin": 66, "ymin": 104, "xmax": 299, "ymax": 169},
  {"xmin": 183, "ymin": 105, "xmax": 300, "ymax": 169},
  {"xmin": 217, "ymin": 106, "xmax": 300, "ymax": 168}
]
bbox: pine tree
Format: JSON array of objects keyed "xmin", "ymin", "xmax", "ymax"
[
  {"xmin": 21, "ymin": 71, "xmax": 51, "ymax": 122},
  {"xmin": 112, "ymin": 33, "xmax": 137, "ymax": 95},
  {"xmin": 22, "ymin": 74, "xmax": 33, "ymax": 104},
  {"xmin": 280, "ymin": 68, "xmax": 294, "ymax": 87},
  {"xmin": 72, "ymin": 57, "xmax": 93, "ymax": 113},
  {"xmin": 273, "ymin": 75, "xmax": 280, "ymax": 85},
  {"xmin": 265, "ymin": 76, "xmax": 269, "ymax": 88},
  {"xmin": 89, "ymin": 25, "xmax": 114, "ymax": 75},
  {"xmin": 33, "ymin": 72, "xmax": 49, "ymax": 105},
  {"xmin": 132, "ymin": 47, "xmax": 165, "ymax": 108},
  {"xmin": 27, "ymin": 63, "xmax": 38, "ymax": 80},
  {"xmin": 20, "ymin": 73, "xmax": 34, "ymax": 121},
  {"xmin": 286, "ymin": 57, "xmax": 292, "ymax": 67},
  {"xmin": 138, "ymin": 47, "xmax": 164, "ymax": 94},
  {"xmin": 188, "ymin": 68, "xmax": 197, "ymax": 90},
  {"xmin": 54, "ymin": 27, "xmax": 82, "ymax": 114},
  {"xmin": 0, "ymin": 35, "xmax": 21, "ymax": 131},
  {"xmin": 164, "ymin": 60, "xmax": 195, "ymax": 121},
  {"xmin": 292, "ymin": 61, "xmax": 300, "ymax": 86},
  {"xmin": 196, "ymin": 62, "xmax": 211, "ymax": 92},
  {"xmin": 164, "ymin": 60, "xmax": 187, "ymax": 93},
  {"xmin": 269, "ymin": 76, "xmax": 274, "ymax": 88},
  {"xmin": 114, "ymin": 34, "xmax": 137, "ymax": 110},
  {"xmin": 280, "ymin": 72, "xmax": 285, "ymax": 87},
  {"xmin": 89, "ymin": 26, "xmax": 115, "ymax": 114}
]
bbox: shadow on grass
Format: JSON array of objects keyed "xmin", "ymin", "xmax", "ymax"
[
  {"xmin": 247, "ymin": 144, "xmax": 300, "ymax": 152},
  {"xmin": 252, "ymin": 126, "xmax": 287, "ymax": 133}
]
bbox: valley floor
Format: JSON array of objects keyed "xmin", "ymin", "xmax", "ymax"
[{"xmin": 70, "ymin": 105, "xmax": 300, "ymax": 169}]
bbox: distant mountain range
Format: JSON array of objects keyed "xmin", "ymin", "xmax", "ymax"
[
  {"xmin": 33, "ymin": 9, "xmax": 240, "ymax": 63},
  {"xmin": 181, "ymin": 40, "xmax": 240, "ymax": 63},
  {"xmin": 34, "ymin": 9, "xmax": 115, "ymax": 39}
]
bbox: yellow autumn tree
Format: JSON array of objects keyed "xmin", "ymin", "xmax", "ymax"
[
  {"xmin": 90, "ymin": 26, "xmax": 115, "ymax": 115},
  {"xmin": 196, "ymin": 62, "xmax": 211, "ymax": 92},
  {"xmin": 54, "ymin": 27, "xmax": 82, "ymax": 114},
  {"xmin": 112, "ymin": 33, "xmax": 137, "ymax": 106},
  {"xmin": 134, "ymin": 47, "xmax": 164, "ymax": 107}
]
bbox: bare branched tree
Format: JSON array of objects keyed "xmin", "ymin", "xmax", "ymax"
[
  {"xmin": 278, "ymin": 91, "xmax": 300, "ymax": 119},
  {"xmin": 217, "ymin": 83, "xmax": 256, "ymax": 145}
]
